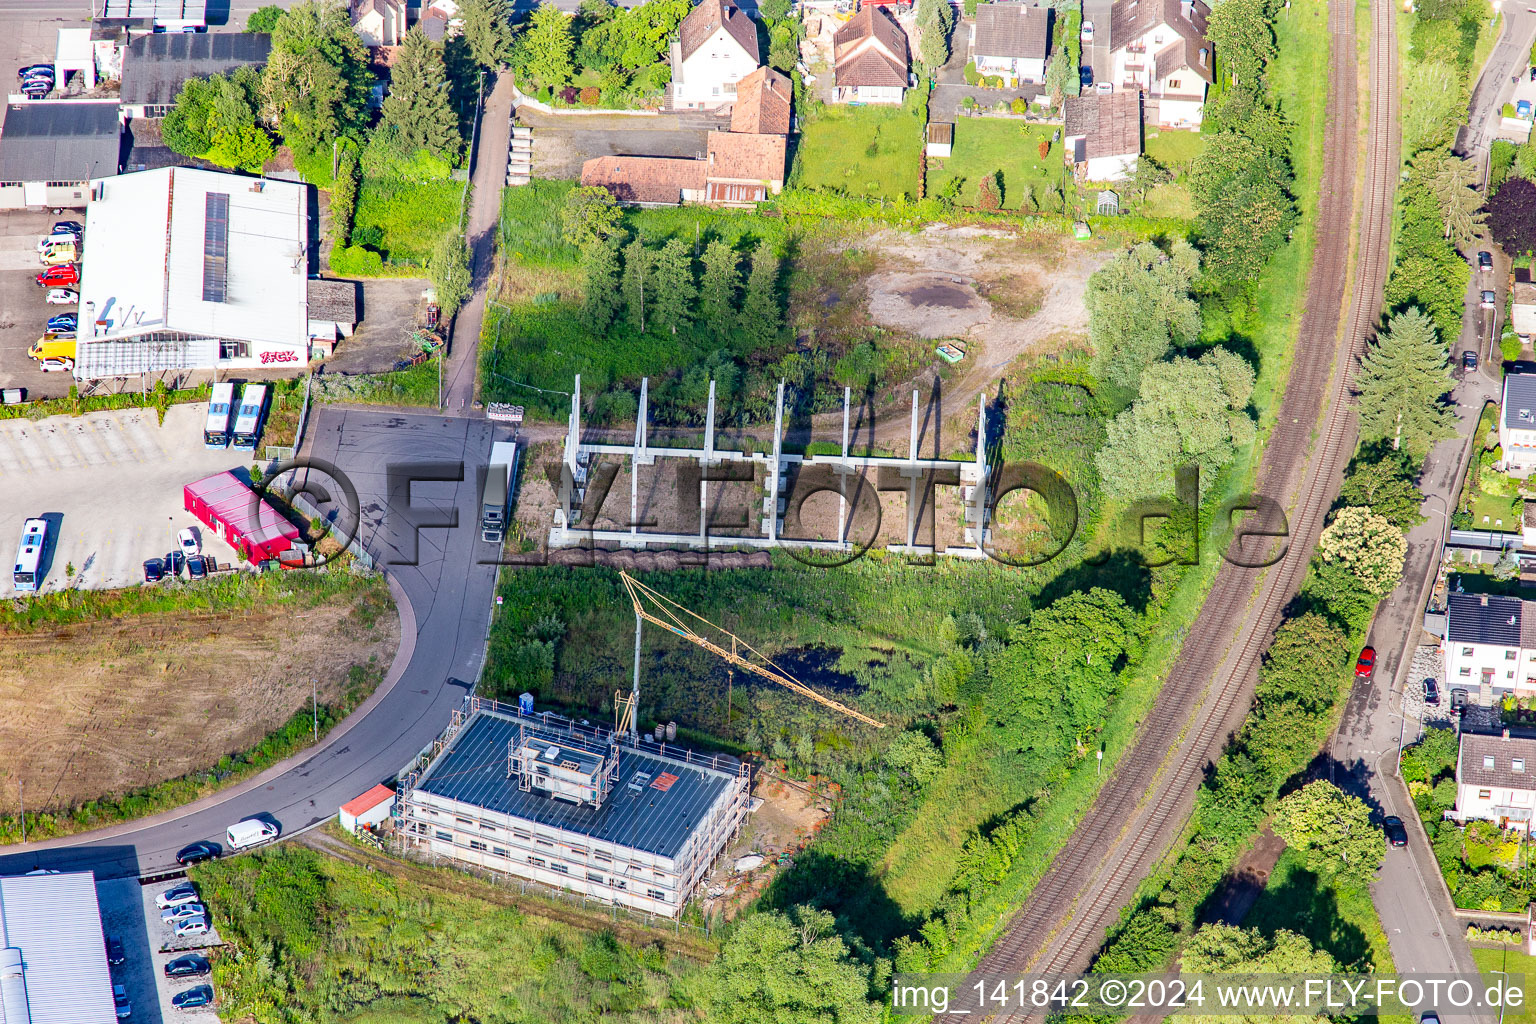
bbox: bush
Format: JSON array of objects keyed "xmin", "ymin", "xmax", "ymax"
[
  {"xmin": 963, "ymin": 61, "xmax": 980, "ymax": 86},
  {"xmin": 1011, "ymin": 97, "xmax": 1028, "ymax": 114},
  {"xmin": 1038, "ymin": 139, "xmax": 1050, "ymax": 160},
  {"xmin": 329, "ymin": 245, "xmax": 386, "ymax": 277},
  {"xmin": 579, "ymin": 86, "xmax": 600, "ymax": 105}
]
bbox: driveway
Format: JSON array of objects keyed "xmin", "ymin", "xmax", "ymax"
[
  {"xmin": 0, "ymin": 404, "xmax": 257, "ymax": 595},
  {"xmin": 1460, "ymin": 8, "xmax": 1536, "ymax": 157},
  {"xmin": 321, "ymin": 277, "xmax": 433, "ymax": 375}
]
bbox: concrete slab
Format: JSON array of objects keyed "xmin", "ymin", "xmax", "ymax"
[{"xmin": 0, "ymin": 404, "xmax": 258, "ymax": 595}]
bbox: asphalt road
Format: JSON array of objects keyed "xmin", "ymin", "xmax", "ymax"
[
  {"xmin": 1460, "ymin": 7, "xmax": 1536, "ymax": 160},
  {"xmin": 0, "ymin": 408, "xmax": 501, "ymax": 878}
]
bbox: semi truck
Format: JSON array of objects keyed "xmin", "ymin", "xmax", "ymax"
[{"xmin": 481, "ymin": 441, "xmax": 517, "ymax": 543}]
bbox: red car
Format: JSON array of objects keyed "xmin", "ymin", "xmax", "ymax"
[
  {"xmin": 1355, "ymin": 646, "xmax": 1376, "ymax": 679},
  {"xmin": 36, "ymin": 264, "xmax": 78, "ymax": 287}
]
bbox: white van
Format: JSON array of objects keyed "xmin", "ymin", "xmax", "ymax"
[{"xmin": 225, "ymin": 818, "xmax": 279, "ymax": 850}]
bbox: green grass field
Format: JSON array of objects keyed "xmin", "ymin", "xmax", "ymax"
[
  {"xmin": 925, "ymin": 119, "xmax": 1066, "ymax": 211},
  {"xmin": 1473, "ymin": 947, "xmax": 1536, "ymax": 1024},
  {"xmin": 791, "ymin": 98, "xmax": 925, "ymax": 199},
  {"xmin": 1144, "ymin": 129, "xmax": 1206, "ymax": 172},
  {"xmin": 352, "ymin": 178, "xmax": 465, "ymax": 268}
]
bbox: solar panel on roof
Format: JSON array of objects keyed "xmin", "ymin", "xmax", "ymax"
[{"xmin": 203, "ymin": 191, "xmax": 228, "ymax": 303}]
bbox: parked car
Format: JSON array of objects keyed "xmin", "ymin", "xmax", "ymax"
[
  {"xmin": 1383, "ymin": 815, "xmax": 1408, "ymax": 847},
  {"xmin": 36, "ymin": 232, "xmax": 77, "ymax": 254},
  {"xmin": 172, "ymin": 917, "xmax": 208, "ymax": 940},
  {"xmin": 17, "ymin": 63, "xmax": 53, "ymax": 80},
  {"xmin": 37, "ymin": 357, "xmax": 72, "ymax": 373},
  {"xmin": 172, "ymin": 985, "xmax": 214, "ymax": 1009},
  {"xmin": 1355, "ymin": 646, "xmax": 1376, "ymax": 679},
  {"xmin": 164, "ymin": 954, "xmax": 211, "ymax": 979},
  {"xmin": 1080, "ymin": 18, "xmax": 1093, "ymax": 41},
  {"xmin": 20, "ymin": 81, "xmax": 49, "ymax": 99},
  {"xmin": 1520, "ymin": 99, "xmax": 1533, "ymax": 119},
  {"xmin": 1463, "ymin": 350, "xmax": 1479, "ymax": 370},
  {"xmin": 187, "ymin": 554, "xmax": 207, "ymax": 580},
  {"xmin": 36, "ymin": 265, "xmax": 78, "ymax": 287},
  {"xmin": 162, "ymin": 901, "xmax": 205, "ymax": 923},
  {"xmin": 175, "ymin": 841, "xmax": 220, "ymax": 866},
  {"xmin": 155, "ymin": 882, "xmax": 198, "ymax": 908},
  {"xmin": 44, "ymin": 288, "xmax": 77, "ymax": 305},
  {"xmin": 106, "ymin": 935, "xmax": 125, "ymax": 966},
  {"xmin": 164, "ymin": 551, "xmax": 186, "ymax": 576},
  {"xmin": 1482, "ymin": 290, "xmax": 1497, "ymax": 309},
  {"xmin": 142, "ymin": 557, "xmax": 164, "ymax": 583},
  {"xmin": 1530, "ymin": 66, "xmax": 1536, "ymax": 80},
  {"xmin": 39, "ymin": 245, "xmax": 77, "ymax": 266},
  {"xmin": 112, "ymin": 983, "xmax": 131, "ymax": 1020},
  {"xmin": 47, "ymin": 313, "xmax": 76, "ymax": 332},
  {"xmin": 51, "ymin": 220, "xmax": 82, "ymax": 236},
  {"xmin": 1478, "ymin": 250, "xmax": 1494, "ymax": 273},
  {"xmin": 178, "ymin": 527, "xmax": 199, "ymax": 557},
  {"xmin": 1423, "ymin": 677, "xmax": 1441, "ymax": 705}
]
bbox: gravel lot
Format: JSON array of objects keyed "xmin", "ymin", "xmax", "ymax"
[
  {"xmin": 0, "ymin": 404, "xmax": 254, "ymax": 594},
  {"xmin": 136, "ymin": 876, "xmax": 222, "ymax": 1024}
]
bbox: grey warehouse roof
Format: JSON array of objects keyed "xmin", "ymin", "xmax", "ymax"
[
  {"xmin": 415, "ymin": 711, "xmax": 737, "ymax": 859},
  {"xmin": 120, "ymin": 32, "xmax": 272, "ymax": 106},
  {"xmin": 1460, "ymin": 731, "xmax": 1536, "ymax": 790},
  {"xmin": 0, "ymin": 871, "xmax": 116, "ymax": 1024},
  {"xmin": 1447, "ymin": 591, "xmax": 1523, "ymax": 646},
  {"xmin": 0, "ymin": 102, "xmax": 121, "ymax": 183}
]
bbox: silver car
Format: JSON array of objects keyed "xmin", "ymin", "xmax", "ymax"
[
  {"xmin": 155, "ymin": 883, "xmax": 198, "ymax": 908},
  {"xmin": 162, "ymin": 901, "xmax": 205, "ymax": 923}
]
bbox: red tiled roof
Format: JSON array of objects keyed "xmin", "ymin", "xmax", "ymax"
[
  {"xmin": 706, "ymin": 130, "xmax": 786, "ymax": 182},
  {"xmin": 581, "ymin": 155, "xmax": 707, "ymax": 204},
  {"xmin": 342, "ymin": 783, "xmax": 396, "ymax": 817},
  {"xmin": 833, "ymin": 7, "xmax": 908, "ymax": 88},
  {"xmin": 730, "ymin": 66, "xmax": 791, "ymax": 134},
  {"xmin": 678, "ymin": 0, "xmax": 760, "ymax": 62}
]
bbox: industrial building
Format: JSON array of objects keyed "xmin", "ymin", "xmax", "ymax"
[
  {"xmin": 75, "ymin": 166, "xmax": 321, "ymax": 384},
  {"xmin": 0, "ymin": 870, "xmax": 116, "ymax": 1023},
  {"xmin": 0, "ymin": 101, "xmax": 122, "ymax": 211},
  {"xmin": 397, "ymin": 697, "xmax": 751, "ymax": 918},
  {"xmin": 183, "ymin": 471, "xmax": 301, "ymax": 564}
]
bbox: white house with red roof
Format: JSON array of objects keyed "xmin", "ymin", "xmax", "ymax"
[{"xmin": 670, "ymin": 0, "xmax": 762, "ymax": 110}]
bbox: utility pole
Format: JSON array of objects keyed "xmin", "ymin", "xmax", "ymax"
[
  {"xmin": 18, "ymin": 781, "xmax": 23, "ymax": 844},
  {"xmin": 312, "ymin": 678, "xmax": 318, "ymax": 743},
  {"xmin": 727, "ymin": 636, "xmax": 735, "ymax": 730}
]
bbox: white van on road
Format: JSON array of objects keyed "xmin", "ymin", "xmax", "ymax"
[{"xmin": 225, "ymin": 818, "xmax": 279, "ymax": 850}]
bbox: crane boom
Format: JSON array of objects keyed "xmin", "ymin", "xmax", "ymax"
[{"xmin": 618, "ymin": 571, "xmax": 884, "ymax": 729}]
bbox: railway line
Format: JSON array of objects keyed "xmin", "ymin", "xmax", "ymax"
[{"xmin": 944, "ymin": 0, "xmax": 1401, "ymax": 1011}]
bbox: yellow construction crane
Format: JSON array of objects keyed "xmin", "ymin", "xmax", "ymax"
[{"xmin": 616, "ymin": 570, "xmax": 885, "ymax": 731}]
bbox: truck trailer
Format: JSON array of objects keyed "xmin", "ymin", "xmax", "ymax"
[{"xmin": 481, "ymin": 441, "xmax": 517, "ymax": 543}]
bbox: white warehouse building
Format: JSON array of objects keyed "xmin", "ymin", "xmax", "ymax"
[{"xmin": 74, "ymin": 166, "xmax": 339, "ymax": 383}]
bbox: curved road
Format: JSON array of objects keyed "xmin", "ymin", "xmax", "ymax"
[{"xmin": 0, "ymin": 408, "xmax": 499, "ymax": 879}]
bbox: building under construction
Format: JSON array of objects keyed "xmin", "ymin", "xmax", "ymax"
[{"xmin": 396, "ymin": 696, "xmax": 751, "ymax": 918}]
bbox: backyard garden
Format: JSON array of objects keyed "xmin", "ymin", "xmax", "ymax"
[{"xmin": 789, "ymin": 92, "xmax": 927, "ymax": 200}]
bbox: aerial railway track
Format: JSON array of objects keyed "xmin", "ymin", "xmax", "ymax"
[{"xmin": 943, "ymin": 0, "xmax": 1401, "ymax": 1014}]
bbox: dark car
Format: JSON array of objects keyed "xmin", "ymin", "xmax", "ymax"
[
  {"xmin": 175, "ymin": 841, "xmax": 220, "ymax": 866},
  {"xmin": 1383, "ymin": 815, "xmax": 1408, "ymax": 847},
  {"xmin": 164, "ymin": 551, "xmax": 186, "ymax": 576},
  {"xmin": 142, "ymin": 558, "xmax": 164, "ymax": 583},
  {"xmin": 1463, "ymin": 350, "xmax": 1479, "ymax": 370},
  {"xmin": 47, "ymin": 314, "xmax": 76, "ymax": 332},
  {"xmin": 105, "ymin": 935, "xmax": 125, "ymax": 966},
  {"xmin": 51, "ymin": 221, "xmax": 82, "ymax": 236},
  {"xmin": 172, "ymin": 985, "xmax": 214, "ymax": 1010},
  {"xmin": 17, "ymin": 63, "xmax": 52, "ymax": 79},
  {"xmin": 187, "ymin": 554, "xmax": 206, "ymax": 580},
  {"xmin": 1355, "ymin": 646, "xmax": 1376, "ymax": 679},
  {"xmin": 1424, "ymin": 677, "xmax": 1441, "ymax": 706},
  {"xmin": 164, "ymin": 954, "xmax": 210, "ymax": 979},
  {"xmin": 1479, "ymin": 250, "xmax": 1494, "ymax": 272}
]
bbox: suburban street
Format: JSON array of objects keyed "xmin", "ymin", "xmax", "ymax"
[{"xmin": 0, "ymin": 408, "xmax": 500, "ymax": 878}]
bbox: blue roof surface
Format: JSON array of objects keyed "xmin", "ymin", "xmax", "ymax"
[{"xmin": 414, "ymin": 711, "xmax": 736, "ymax": 859}]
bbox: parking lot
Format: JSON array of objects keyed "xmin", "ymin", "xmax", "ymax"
[
  {"xmin": 96, "ymin": 875, "xmax": 224, "ymax": 1024},
  {"xmin": 0, "ymin": 209, "xmax": 84, "ymax": 401},
  {"xmin": 0, "ymin": 404, "xmax": 253, "ymax": 595}
]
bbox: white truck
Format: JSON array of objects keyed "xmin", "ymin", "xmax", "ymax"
[
  {"xmin": 226, "ymin": 818, "xmax": 280, "ymax": 850},
  {"xmin": 481, "ymin": 441, "xmax": 517, "ymax": 544}
]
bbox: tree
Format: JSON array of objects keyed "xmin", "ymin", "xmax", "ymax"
[
  {"xmin": 1316, "ymin": 506, "xmax": 1407, "ymax": 596},
  {"xmin": 560, "ymin": 185, "xmax": 623, "ymax": 248},
  {"xmin": 1206, "ymin": 0, "xmax": 1274, "ymax": 94},
  {"xmin": 580, "ymin": 239, "xmax": 622, "ymax": 334},
  {"xmin": 329, "ymin": 147, "xmax": 361, "ymax": 248},
  {"xmin": 383, "ymin": 28, "xmax": 464, "ymax": 161},
  {"xmin": 1189, "ymin": 129, "xmax": 1296, "ymax": 282},
  {"xmin": 977, "ymin": 173, "xmax": 1000, "ymax": 210},
  {"xmin": 428, "ymin": 232, "xmax": 473, "ymax": 318},
  {"xmin": 1400, "ymin": 61, "xmax": 1462, "ymax": 154},
  {"xmin": 1044, "ymin": 51, "xmax": 1076, "ymax": 104},
  {"xmin": 739, "ymin": 241, "xmax": 782, "ymax": 350},
  {"xmin": 622, "ymin": 238, "xmax": 652, "ymax": 331},
  {"xmin": 161, "ymin": 67, "xmax": 272, "ymax": 170},
  {"xmin": 1415, "ymin": 149, "xmax": 1485, "ymax": 250},
  {"xmin": 1336, "ymin": 444, "xmax": 1426, "ymax": 530},
  {"xmin": 246, "ymin": 4, "xmax": 284, "ymax": 31},
  {"xmin": 698, "ymin": 240, "xmax": 742, "ymax": 335},
  {"xmin": 262, "ymin": 0, "xmax": 373, "ymax": 154},
  {"xmin": 915, "ymin": 0, "xmax": 955, "ymax": 68},
  {"xmin": 161, "ymin": 76, "xmax": 218, "ymax": 157},
  {"xmin": 1488, "ymin": 176, "xmax": 1536, "ymax": 257},
  {"xmin": 1095, "ymin": 348, "xmax": 1257, "ymax": 499},
  {"xmin": 519, "ymin": 2, "xmax": 575, "ymax": 90},
  {"xmin": 706, "ymin": 908, "xmax": 879, "ymax": 1024},
  {"xmin": 1355, "ymin": 306, "xmax": 1455, "ymax": 455},
  {"xmin": 1273, "ymin": 780, "xmax": 1385, "ymax": 881},
  {"xmin": 649, "ymin": 239, "xmax": 695, "ymax": 335},
  {"xmin": 1085, "ymin": 239, "xmax": 1202, "ymax": 391},
  {"xmin": 459, "ymin": 0, "xmax": 517, "ymax": 68},
  {"xmin": 1181, "ymin": 924, "xmax": 1339, "ymax": 1024}
]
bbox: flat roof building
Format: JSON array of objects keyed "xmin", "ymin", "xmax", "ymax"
[
  {"xmin": 0, "ymin": 101, "xmax": 121, "ymax": 211},
  {"xmin": 399, "ymin": 698, "xmax": 751, "ymax": 918},
  {"xmin": 77, "ymin": 166, "xmax": 313, "ymax": 382},
  {"xmin": 120, "ymin": 32, "xmax": 272, "ymax": 119},
  {"xmin": 0, "ymin": 870, "xmax": 116, "ymax": 1023}
]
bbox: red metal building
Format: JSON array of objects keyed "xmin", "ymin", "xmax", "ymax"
[{"xmin": 183, "ymin": 471, "xmax": 300, "ymax": 564}]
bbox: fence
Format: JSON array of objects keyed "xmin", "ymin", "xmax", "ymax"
[{"xmin": 290, "ymin": 490, "xmax": 375, "ymax": 570}]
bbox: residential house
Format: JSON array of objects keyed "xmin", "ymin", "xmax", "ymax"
[
  {"xmin": 670, "ymin": 0, "xmax": 762, "ymax": 111},
  {"xmin": 1062, "ymin": 91, "xmax": 1141, "ymax": 182},
  {"xmin": 730, "ymin": 66, "xmax": 791, "ymax": 134},
  {"xmin": 1513, "ymin": 270, "xmax": 1536, "ymax": 341},
  {"xmin": 580, "ymin": 130, "xmax": 786, "ymax": 207},
  {"xmin": 0, "ymin": 101, "xmax": 121, "ymax": 211},
  {"xmin": 353, "ymin": 0, "xmax": 407, "ymax": 47},
  {"xmin": 119, "ymin": 32, "xmax": 273, "ymax": 119},
  {"xmin": 1501, "ymin": 371, "xmax": 1536, "ymax": 477},
  {"xmin": 1108, "ymin": 0, "xmax": 1212, "ymax": 127},
  {"xmin": 1454, "ymin": 730, "xmax": 1536, "ymax": 833},
  {"xmin": 833, "ymin": 6, "xmax": 909, "ymax": 104},
  {"xmin": 972, "ymin": 3, "xmax": 1051, "ymax": 86},
  {"xmin": 419, "ymin": 5, "xmax": 449, "ymax": 41},
  {"xmin": 1443, "ymin": 592, "xmax": 1536, "ymax": 700}
]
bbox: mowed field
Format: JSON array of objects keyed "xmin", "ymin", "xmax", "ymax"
[{"xmin": 0, "ymin": 577, "xmax": 398, "ymax": 815}]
